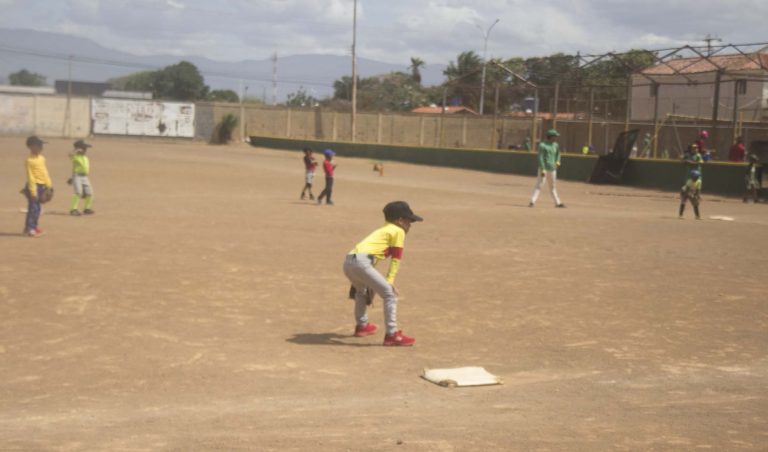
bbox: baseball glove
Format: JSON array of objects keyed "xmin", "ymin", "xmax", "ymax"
[
  {"xmin": 38, "ymin": 187, "xmax": 54, "ymax": 204},
  {"xmin": 348, "ymin": 285, "xmax": 375, "ymax": 306}
]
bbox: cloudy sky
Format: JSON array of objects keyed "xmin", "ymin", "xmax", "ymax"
[{"xmin": 0, "ymin": 0, "xmax": 766, "ymax": 67}]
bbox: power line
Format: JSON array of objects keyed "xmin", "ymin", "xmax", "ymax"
[{"xmin": 0, "ymin": 44, "xmax": 336, "ymax": 89}]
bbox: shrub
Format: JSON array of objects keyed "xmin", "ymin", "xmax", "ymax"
[{"xmin": 215, "ymin": 113, "xmax": 239, "ymax": 144}]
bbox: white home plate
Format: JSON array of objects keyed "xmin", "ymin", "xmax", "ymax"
[
  {"xmin": 709, "ymin": 215, "xmax": 734, "ymax": 221},
  {"xmin": 422, "ymin": 367, "xmax": 503, "ymax": 388}
]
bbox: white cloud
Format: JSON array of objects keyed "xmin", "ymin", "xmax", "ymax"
[
  {"xmin": 1, "ymin": 0, "xmax": 766, "ymax": 65},
  {"xmin": 166, "ymin": 0, "xmax": 185, "ymax": 9}
]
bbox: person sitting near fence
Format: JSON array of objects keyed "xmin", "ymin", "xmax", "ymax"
[
  {"xmin": 729, "ymin": 136, "xmax": 746, "ymax": 162},
  {"xmin": 696, "ymin": 130, "xmax": 713, "ymax": 161}
]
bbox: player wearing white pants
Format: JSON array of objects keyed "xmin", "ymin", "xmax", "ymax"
[
  {"xmin": 530, "ymin": 170, "xmax": 561, "ymax": 206},
  {"xmin": 529, "ymin": 128, "xmax": 566, "ymax": 208}
]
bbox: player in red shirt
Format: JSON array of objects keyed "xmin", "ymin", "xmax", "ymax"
[
  {"xmin": 696, "ymin": 130, "xmax": 711, "ymax": 161},
  {"xmin": 300, "ymin": 147, "xmax": 318, "ymax": 200},
  {"xmin": 317, "ymin": 149, "xmax": 336, "ymax": 205},
  {"xmin": 729, "ymin": 136, "xmax": 746, "ymax": 162}
]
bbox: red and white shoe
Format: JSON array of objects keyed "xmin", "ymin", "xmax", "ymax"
[
  {"xmin": 27, "ymin": 228, "xmax": 44, "ymax": 238},
  {"xmin": 383, "ymin": 330, "xmax": 415, "ymax": 346},
  {"xmin": 354, "ymin": 322, "xmax": 378, "ymax": 337}
]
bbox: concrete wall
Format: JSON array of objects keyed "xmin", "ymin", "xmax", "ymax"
[
  {"xmin": 249, "ymin": 136, "xmax": 751, "ymax": 197},
  {"xmin": 0, "ymin": 94, "xmax": 90, "ymax": 138}
]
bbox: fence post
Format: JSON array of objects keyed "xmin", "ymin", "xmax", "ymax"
[
  {"xmin": 286, "ymin": 108, "xmax": 292, "ymax": 138},
  {"xmin": 552, "ymin": 82, "xmax": 560, "ymax": 129},
  {"xmin": 732, "ymin": 79, "xmax": 740, "ymax": 145},
  {"xmin": 377, "ymin": 113, "xmax": 383, "ymax": 144},
  {"xmin": 461, "ymin": 116, "xmax": 467, "ymax": 147},
  {"xmin": 587, "ymin": 87, "xmax": 594, "ymax": 149},
  {"xmin": 624, "ymin": 78, "xmax": 631, "ymax": 132},
  {"xmin": 332, "ymin": 112, "xmax": 338, "ymax": 141},
  {"xmin": 419, "ymin": 116, "xmax": 425, "ymax": 146},
  {"xmin": 652, "ymin": 84, "xmax": 660, "ymax": 158},
  {"xmin": 711, "ymin": 70, "xmax": 722, "ymax": 154}
]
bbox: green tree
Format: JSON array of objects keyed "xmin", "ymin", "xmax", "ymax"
[
  {"xmin": 108, "ymin": 61, "xmax": 209, "ymax": 101},
  {"xmin": 409, "ymin": 57, "xmax": 425, "ymax": 85},
  {"xmin": 443, "ymin": 51, "xmax": 483, "ymax": 109},
  {"xmin": 9, "ymin": 69, "xmax": 47, "ymax": 86},
  {"xmin": 286, "ymin": 86, "xmax": 318, "ymax": 107},
  {"xmin": 152, "ymin": 61, "xmax": 208, "ymax": 101},
  {"xmin": 109, "ymin": 70, "xmax": 155, "ymax": 92},
  {"xmin": 208, "ymin": 89, "xmax": 240, "ymax": 103},
  {"xmin": 333, "ymin": 76, "xmax": 353, "ymax": 100},
  {"xmin": 332, "ymin": 72, "xmax": 427, "ymax": 112}
]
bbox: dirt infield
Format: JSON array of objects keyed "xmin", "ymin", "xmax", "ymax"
[{"xmin": 1, "ymin": 136, "xmax": 766, "ymax": 451}]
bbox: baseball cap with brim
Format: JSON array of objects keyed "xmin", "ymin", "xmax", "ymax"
[
  {"xmin": 74, "ymin": 139, "xmax": 92, "ymax": 150},
  {"xmin": 383, "ymin": 201, "xmax": 424, "ymax": 222},
  {"xmin": 26, "ymin": 135, "xmax": 46, "ymax": 147},
  {"xmin": 546, "ymin": 128, "xmax": 560, "ymax": 137},
  {"xmin": 323, "ymin": 149, "xmax": 335, "ymax": 157}
]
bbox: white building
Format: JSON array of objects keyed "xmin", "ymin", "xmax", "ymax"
[{"xmin": 631, "ymin": 48, "xmax": 768, "ymax": 122}]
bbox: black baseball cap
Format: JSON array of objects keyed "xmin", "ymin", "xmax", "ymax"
[
  {"xmin": 74, "ymin": 139, "xmax": 92, "ymax": 150},
  {"xmin": 383, "ymin": 201, "xmax": 423, "ymax": 222},
  {"xmin": 26, "ymin": 135, "xmax": 46, "ymax": 147}
]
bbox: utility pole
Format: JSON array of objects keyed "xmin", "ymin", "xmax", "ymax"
[
  {"xmin": 271, "ymin": 52, "xmax": 278, "ymax": 105},
  {"xmin": 350, "ymin": 0, "xmax": 358, "ymax": 142},
  {"xmin": 64, "ymin": 54, "xmax": 73, "ymax": 137},
  {"xmin": 478, "ymin": 18, "xmax": 500, "ymax": 115},
  {"xmin": 703, "ymin": 34, "xmax": 721, "ymax": 56}
]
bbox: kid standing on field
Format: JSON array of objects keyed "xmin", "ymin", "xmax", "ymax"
[
  {"xmin": 679, "ymin": 169, "xmax": 702, "ymax": 219},
  {"xmin": 316, "ymin": 149, "xmax": 336, "ymax": 205},
  {"xmin": 69, "ymin": 140, "xmax": 95, "ymax": 216},
  {"xmin": 23, "ymin": 136, "xmax": 52, "ymax": 237},
  {"xmin": 744, "ymin": 154, "xmax": 763, "ymax": 203},
  {"xmin": 343, "ymin": 201, "xmax": 423, "ymax": 346},
  {"xmin": 529, "ymin": 128, "xmax": 565, "ymax": 208},
  {"xmin": 300, "ymin": 147, "xmax": 318, "ymax": 200}
]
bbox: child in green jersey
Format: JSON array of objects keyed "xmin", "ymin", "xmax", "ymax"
[{"xmin": 679, "ymin": 169, "xmax": 702, "ymax": 219}]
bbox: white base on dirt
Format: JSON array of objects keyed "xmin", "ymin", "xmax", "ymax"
[
  {"xmin": 422, "ymin": 366, "xmax": 503, "ymax": 388},
  {"xmin": 709, "ymin": 215, "xmax": 734, "ymax": 221}
]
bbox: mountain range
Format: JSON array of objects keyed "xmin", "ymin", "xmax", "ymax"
[{"xmin": 0, "ymin": 28, "xmax": 446, "ymax": 101}]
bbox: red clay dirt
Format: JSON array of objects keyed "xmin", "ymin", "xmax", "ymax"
[{"xmin": 1, "ymin": 137, "xmax": 767, "ymax": 451}]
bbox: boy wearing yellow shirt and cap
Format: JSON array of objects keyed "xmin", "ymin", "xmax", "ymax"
[
  {"xmin": 68, "ymin": 139, "xmax": 95, "ymax": 216},
  {"xmin": 22, "ymin": 135, "xmax": 53, "ymax": 237},
  {"xmin": 343, "ymin": 201, "xmax": 423, "ymax": 346}
]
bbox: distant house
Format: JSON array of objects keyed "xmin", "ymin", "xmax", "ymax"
[
  {"xmin": 0, "ymin": 85, "xmax": 55, "ymax": 95},
  {"xmin": 630, "ymin": 48, "xmax": 768, "ymax": 121},
  {"xmin": 411, "ymin": 105, "xmax": 479, "ymax": 115},
  {"xmin": 54, "ymin": 80, "xmax": 112, "ymax": 97}
]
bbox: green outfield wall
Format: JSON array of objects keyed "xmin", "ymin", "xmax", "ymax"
[{"xmin": 250, "ymin": 136, "xmax": 752, "ymax": 197}]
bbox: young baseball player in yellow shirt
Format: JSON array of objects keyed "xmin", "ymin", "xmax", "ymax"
[
  {"xmin": 23, "ymin": 136, "xmax": 52, "ymax": 237},
  {"xmin": 68, "ymin": 140, "xmax": 95, "ymax": 216},
  {"xmin": 343, "ymin": 201, "xmax": 423, "ymax": 346}
]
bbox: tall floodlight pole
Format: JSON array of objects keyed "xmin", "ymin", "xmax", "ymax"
[
  {"xmin": 478, "ymin": 18, "xmax": 499, "ymax": 115},
  {"xmin": 350, "ymin": 0, "xmax": 358, "ymax": 142}
]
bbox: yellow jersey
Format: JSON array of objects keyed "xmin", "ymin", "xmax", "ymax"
[{"xmin": 350, "ymin": 222, "xmax": 406, "ymax": 283}]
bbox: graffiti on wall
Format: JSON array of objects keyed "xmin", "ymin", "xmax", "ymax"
[{"xmin": 92, "ymin": 99, "xmax": 195, "ymax": 137}]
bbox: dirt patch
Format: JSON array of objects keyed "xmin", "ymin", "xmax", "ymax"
[{"xmin": 1, "ymin": 137, "xmax": 766, "ymax": 450}]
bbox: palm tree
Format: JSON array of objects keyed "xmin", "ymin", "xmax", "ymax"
[
  {"xmin": 409, "ymin": 57, "xmax": 425, "ymax": 85},
  {"xmin": 443, "ymin": 51, "xmax": 484, "ymax": 110}
]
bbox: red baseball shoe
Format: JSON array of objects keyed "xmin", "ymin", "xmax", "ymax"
[
  {"xmin": 354, "ymin": 322, "xmax": 378, "ymax": 337},
  {"xmin": 383, "ymin": 330, "xmax": 415, "ymax": 346}
]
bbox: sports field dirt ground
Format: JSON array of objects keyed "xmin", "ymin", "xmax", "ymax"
[{"xmin": 1, "ymin": 136, "xmax": 767, "ymax": 451}]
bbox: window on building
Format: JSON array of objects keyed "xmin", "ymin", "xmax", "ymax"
[
  {"xmin": 650, "ymin": 82, "xmax": 659, "ymax": 97},
  {"xmin": 736, "ymin": 79, "xmax": 747, "ymax": 95}
]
